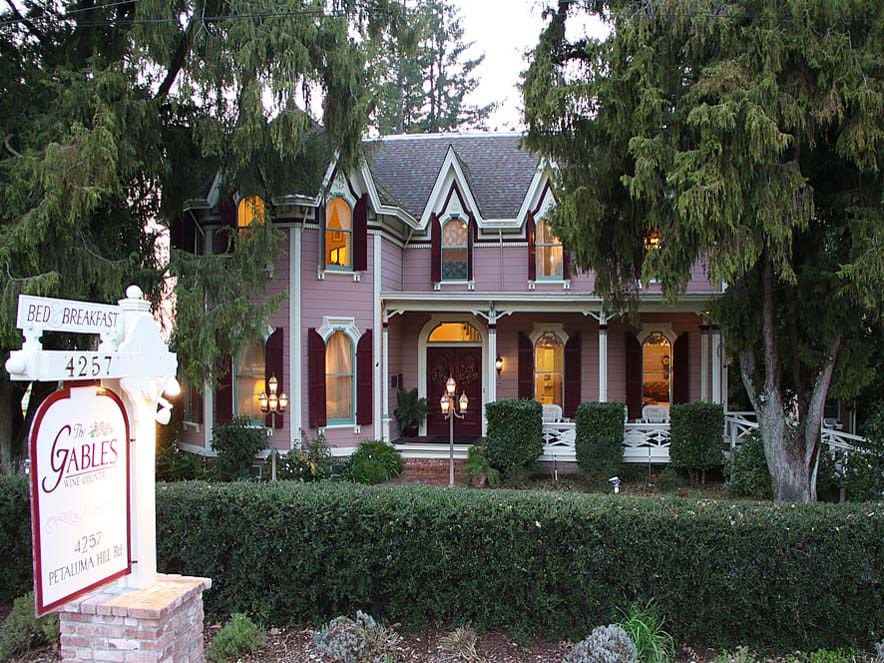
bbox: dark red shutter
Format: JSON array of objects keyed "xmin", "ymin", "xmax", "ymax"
[
  {"xmin": 625, "ymin": 333, "xmax": 642, "ymax": 420},
  {"xmin": 527, "ymin": 212, "xmax": 536, "ymax": 281},
  {"xmin": 214, "ymin": 357, "xmax": 233, "ymax": 426},
  {"xmin": 318, "ymin": 203, "xmax": 326, "ymax": 270},
  {"xmin": 308, "ymin": 328, "xmax": 327, "ymax": 428},
  {"xmin": 467, "ymin": 213, "xmax": 475, "ymax": 281},
  {"xmin": 564, "ymin": 333, "xmax": 581, "ymax": 418},
  {"xmin": 170, "ymin": 215, "xmax": 197, "ymax": 253},
  {"xmin": 356, "ymin": 329, "xmax": 373, "ymax": 426},
  {"xmin": 215, "ymin": 198, "xmax": 237, "ymax": 254},
  {"xmin": 265, "ymin": 328, "xmax": 284, "ymax": 429},
  {"xmin": 673, "ymin": 332, "xmax": 690, "ymax": 404},
  {"xmin": 430, "ymin": 213, "xmax": 441, "ymax": 283},
  {"xmin": 563, "ymin": 245, "xmax": 571, "ymax": 279},
  {"xmin": 518, "ymin": 332, "xmax": 534, "ymax": 400},
  {"xmin": 353, "ymin": 194, "xmax": 368, "ymax": 271}
]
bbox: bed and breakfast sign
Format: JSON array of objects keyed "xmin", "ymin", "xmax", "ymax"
[{"xmin": 29, "ymin": 384, "xmax": 131, "ymax": 615}]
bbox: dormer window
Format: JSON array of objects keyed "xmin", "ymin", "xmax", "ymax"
[
  {"xmin": 535, "ymin": 218, "xmax": 563, "ymax": 279},
  {"xmin": 326, "ymin": 197, "xmax": 352, "ymax": 269},
  {"xmin": 441, "ymin": 217, "xmax": 469, "ymax": 281},
  {"xmin": 237, "ymin": 196, "xmax": 265, "ymax": 231}
]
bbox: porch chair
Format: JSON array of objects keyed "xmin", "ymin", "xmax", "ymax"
[
  {"xmin": 542, "ymin": 403, "xmax": 563, "ymax": 423},
  {"xmin": 641, "ymin": 404, "xmax": 670, "ymax": 424}
]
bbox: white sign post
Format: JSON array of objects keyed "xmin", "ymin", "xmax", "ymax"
[
  {"xmin": 6, "ymin": 286, "xmax": 178, "ymax": 599},
  {"xmin": 29, "ymin": 385, "xmax": 131, "ymax": 615}
]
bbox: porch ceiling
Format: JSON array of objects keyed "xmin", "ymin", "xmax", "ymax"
[{"xmin": 381, "ymin": 291, "xmax": 716, "ymax": 317}]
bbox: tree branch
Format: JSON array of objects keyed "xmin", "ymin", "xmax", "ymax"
[
  {"xmin": 804, "ymin": 333, "xmax": 842, "ymax": 468},
  {"xmin": 154, "ymin": 15, "xmax": 195, "ymax": 102},
  {"xmin": 4, "ymin": 0, "xmax": 50, "ymax": 50},
  {"xmin": 739, "ymin": 347, "xmax": 760, "ymax": 412},
  {"xmin": 3, "ymin": 134, "xmax": 21, "ymax": 158},
  {"xmin": 761, "ymin": 253, "xmax": 781, "ymax": 401}
]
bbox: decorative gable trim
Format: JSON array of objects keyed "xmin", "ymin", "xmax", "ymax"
[
  {"xmin": 517, "ymin": 163, "xmax": 557, "ymax": 231},
  {"xmin": 419, "ymin": 145, "xmax": 484, "ymax": 230}
]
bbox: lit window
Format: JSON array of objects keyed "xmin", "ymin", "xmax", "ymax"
[
  {"xmin": 326, "ymin": 198, "xmax": 352, "ymax": 269},
  {"xmin": 325, "ymin": 330, "xmax": 354, "ymax": 422},
  {"xmin": 428, "ymin": 322, "xmax": 481, "ymax": 343},
  {"xmin": 536, "ymin": 218, "xmax": 563, "ymax": 279},
  {"xmin": 441, "ymin": 217, "xmax": 468, "ymax": 280},
  {"xmin": 235, "ymin": 338, "xmax": 265, "ymax": 421},
  {"xmin": 237, "ymin": 196, "xmax": 265, "ymax": 230},
  {"xmin": 642, "ymin": 332, "xmax": 671, "ymax": 406},
  {"xmin": 644, "ymin": 227, "xmax": 661, "ymax": 250},
  {"xmin": 534, "ymin": 332, "xmax": 564, "ymax": 406}
]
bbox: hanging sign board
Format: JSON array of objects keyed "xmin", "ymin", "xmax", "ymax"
[{"xmin": 29, "ymin": 385, "xmax": 131, "ymax": 616}]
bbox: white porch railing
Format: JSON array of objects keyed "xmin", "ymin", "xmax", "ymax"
[{"xmin": 540, "ymin": 412, "xmax": 867, "ymax": 464}]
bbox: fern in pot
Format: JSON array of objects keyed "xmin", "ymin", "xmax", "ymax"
[{"xmin": 394, "ymin": 387, "xmax": 428, "ymax": 439}]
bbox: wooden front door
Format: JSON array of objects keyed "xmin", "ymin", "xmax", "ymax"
[{"xmin": 426, "ymin": 347, "xmax": 483, "ymax": 438}]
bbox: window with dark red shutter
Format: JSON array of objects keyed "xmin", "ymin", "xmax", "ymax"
[
  {"xmin": 518, "ymin": 333, "xmax": 533, "ymax": 399},
  {"xmin": 353, "ymin": 194, "xmax": 368, "ymax": 271},
  {"xmin": 467, "ymin": 213, "xmax": 475, "ymax": 281},
  {"xmin": 526, "ymin": 212, "xmax": 536, "ymax": 281},
  {"xmin": 625, "ymin": 333, "xmax": 642, "ymax": 420},
  {"xmin": 265, "ymin": 328, "xmax": 284, "ymax": 429},
  {"xmin": 564, "ymin": 333, "xmax": 581, "ymax": 418},
  {"xmin": 214, "ymin": 357, "xmax": 233, "ymax": 426},
  {"xmin": 308, "ymin": 329, "xmax": 327, "ymax": 428},
  {"xmin": 356, "ymin": 330, "xmax": 373, "ymax": 426},
  {"xmin": 673, "ymin": 332, "xmax": 690, "ymax": 404},
  {"xmin": 430, "ymin": 213, "xmax": 441, "ymax": 283}
]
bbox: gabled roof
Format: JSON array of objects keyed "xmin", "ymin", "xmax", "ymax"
[{"xmin": 364, "ymin": 133, "xmax": 540, "ymax": 221}]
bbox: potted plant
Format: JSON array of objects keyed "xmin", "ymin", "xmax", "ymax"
[{"xmin": 394, "ymin": 387, "xmax": 428, "ymax": 439}]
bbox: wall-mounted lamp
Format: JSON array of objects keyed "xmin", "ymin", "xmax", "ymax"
[{"xmin": 495, "ymin": 354, "xmax": 503, "ymax": 376}]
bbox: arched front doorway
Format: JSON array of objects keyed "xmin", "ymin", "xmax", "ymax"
[
  {"xmin": 425, "ymin": 322, "xmax": 483, "ymax": 439},
  {"xmin": 642, "ymin": 332, "xmax": 672, "ymax": 406}
]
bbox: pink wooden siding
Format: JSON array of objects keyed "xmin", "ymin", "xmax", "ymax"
[
  {"xmin": 381, "ymin": 235, "xmax": 403, "ymax": 291},
  {"xmin": 300, "ymin": 228, "xmax": 377, "ymax": 448},
  {"xmin": 178, "ymin": 425, "xmax": 205, "ymax": 449}
]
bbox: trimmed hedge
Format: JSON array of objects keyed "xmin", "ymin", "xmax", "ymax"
[
  {"xmin": 575, "ymin": 402, "xmax": 626, "ymax": 477},
  {"xmin": 669, "ymin": 403, "xmax": 725, "ymax": 479},
  {"xmin": 1, "ymin": 478, "xmax": 882, "ymax": 651},
  {"xmin": 0, "ymin": 476, "xmax": 32, "ymax": 601},
  {"xmin": 485, "ymin": 400, "xmax": 543, "ymax": 477}
]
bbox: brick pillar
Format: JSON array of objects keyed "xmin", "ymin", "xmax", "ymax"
[{"xmin": 57, "ymin": 574, "xmax": 211, "ymax": 663}]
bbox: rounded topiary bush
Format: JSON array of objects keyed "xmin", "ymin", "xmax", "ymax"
[
  {"xmin": 484, "ymin": 399, "xmax": 542, "ymax": 478},
  {"xmin": 347, "ymin": 440, "xmax": 403, "ymax": 484}
]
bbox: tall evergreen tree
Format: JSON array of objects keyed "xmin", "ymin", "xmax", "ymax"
[
  {"xmin": 374, "ymin": 0, "xmax": 494, "ymax": 134},
  {"xmin": 524, "ymin": 0, "xmax": 884, "ymax": 502},
  {"xmin": 0, "ymin": 0, "xmax": 405, "ymax": 474}
]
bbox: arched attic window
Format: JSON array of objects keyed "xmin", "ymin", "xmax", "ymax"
[
  {"xmin": 441, "ymin": 217, "xmax": 469, "ymax": 281},
  {"xmin": 237, "ymin": 196, "xmax": 266, "ymax": 231}
]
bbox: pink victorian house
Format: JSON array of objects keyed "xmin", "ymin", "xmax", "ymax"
[{"xmin": 174, "ymin": 132, "xmax": 731, "ymax": 465}]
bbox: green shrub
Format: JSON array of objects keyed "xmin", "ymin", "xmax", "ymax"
[
  {"xmin": 713, "ymin": 647, "xmax": 760, "ymax": 663},
  {"xmin": 807, "ymin": 648, "xmax": 857, "ymax": 663},
  {"xmin": 0, "ymin": 476, "xmax": 31, "ymax": 601},
  {"xmin": 462, "ymin": 446, "xmax": 501, "ymax": 488},
  {"xmin": 618, "ymin": 600, "xmax": 675, "ymax": 663},
  {"xmin": 2, "ymin": 477, "xmax": 882, "ymax": 652},
  {"xmin": 0, "ymin": 592, "xmax": 59, "ymax": 658},
  {"xmin": 723, "ymin": 432, "xmax": 772, "ymax": 499},
  {"xmin": 211, "ymin": 417, "xmax": 267, "ymax": 480},
  {"xmin": 485, "ymin": 400, "xmax": 543, "ymax": 478},
  {"xmin": 206, "ymin": 612, "xmax": 263, "ymax": 662},
  {"xmin": 156, "ymin": 444, "xmax": 207, "ymax": 482},
  {"xmin": 575, "ymin": 402, "xmax": 625, "ymax": 479},
  {"xmin": 346, "ymin": 440, "xmax": 403, "ymax": 485},
  {"xmin": 277, "ymin": 431, "xmax": 334, "ymax": 482},
  {"xmin": 669, "ymin": 403, "xmax": 724, "ymax": 483}
]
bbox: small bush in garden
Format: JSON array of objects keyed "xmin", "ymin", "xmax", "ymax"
[
  {"xmin": 485, "ymin": 399, "xmax": 543, "ymax": 478},
  {"xmin": 723, "ymin": 431, "xmax": 772, "ymax": 499},
  {"xmin": 346, "ymin": 440, "xmax": 403, "ymax": 484},
  {"xmin": 712, "ymin": 647, "xmax": 760, "ymax": 663},
  {"xmin": 277, "ymin": 430, "xmax": 334, "ymax": 481},
  {"xmin": 669, "ymin": 402, "xmax": 724, "ymax": 484},
  {"xmin": 807, "ymin": 648, "xmax": 858, "ymax": 663},
  {"xmin": 156, "ymin": 444, "xmax": 207, "ymax": 482},
  {"xmin": 439, "ymin": 626, "xmax": 481, "ymax": 661},
  {"xmin": 0, "ymin": 592, "xmax": 59, "ymax": 659},
  {"xmin": 575, "ymin": 402, "xmax": 625, "ymax": 481},
  {"xmin": 565, "ymin": 624, "xmax": 638, "ymax": 663},
  {"xmin": 618, "ymin": 600, "xmax": 675, "ymax": 663},
  {"xmin": 314, "ymin": 611, "xmax": 399, "ymax": 663},
  {"xmin": 211, "ymin": 417, "xmax": 267, "ymax": 480},
  {"xmin": 463, "ymin": 445, "xmax": 501, "ymax": 488},
  {"xmin": 207, "ymin": 612, "xmax": 262, "ymax": 662}
]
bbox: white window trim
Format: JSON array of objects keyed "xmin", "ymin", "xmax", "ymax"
[{"xmin": 318, "ymin": 316, "xmax": 360, "ymax": 426}]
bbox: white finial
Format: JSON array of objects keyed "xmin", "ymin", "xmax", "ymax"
[{"xmin": 126, "ymin": 285, "xmax": 143, "ymax": 300}]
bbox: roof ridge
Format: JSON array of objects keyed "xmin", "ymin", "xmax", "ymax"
[{"xmin": 365, "ymin": 131, "xmax": 523, "ymax": 143}]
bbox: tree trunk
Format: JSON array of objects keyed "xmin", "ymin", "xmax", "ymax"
[{"xmin": 755, "ymin": 406, "xmax": 816, "ymax": 502}]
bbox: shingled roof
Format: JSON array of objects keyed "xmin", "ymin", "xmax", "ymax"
[{"xmin": 364, "ymin": 133, "xmax": 540, "ymax": 220}]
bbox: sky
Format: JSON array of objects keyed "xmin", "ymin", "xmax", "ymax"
[{"xmin": 451, "ymin": 0, "xmax": 610, "ymax": 131}]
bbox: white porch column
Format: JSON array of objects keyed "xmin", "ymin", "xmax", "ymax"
[
  {"xmin": 373, "ymin": 234, "xmax": 383, "ymax": 435},
  {"xmin": 700, "ymin": 324, "xmax": 709, "ymax": 401},
  {"xmin": 598, "ymin": 318, "xmax": 608, "ymax": 402},
  {"xmin": 487, "ymin": 321, "xmax": 498, "ymax": 405},
  {"xmin": 290, "ymin": 224, "xmax": 303, "ymax": 445},
  {"xmin": 382, "ymin": 316, "xmax": 391, "ymax": 442},
  {"xmin": 711, "ymin": 325, "xmax": 722, "ymax": 404}
]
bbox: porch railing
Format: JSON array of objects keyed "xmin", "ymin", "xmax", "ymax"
[{"xmin": 540, "ymin": 411, "xmax": 867, "ymax": 464}]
